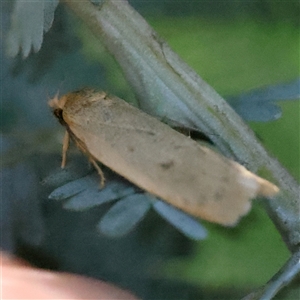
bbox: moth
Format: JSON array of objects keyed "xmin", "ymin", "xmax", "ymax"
[{"xmin": 49, "ymin": 89, "xmax": 279, "ymax": 226}]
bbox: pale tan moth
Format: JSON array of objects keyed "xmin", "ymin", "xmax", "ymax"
[{"xmin": 49, "ymin": 89, "xmax": 279, "ymax": 226}]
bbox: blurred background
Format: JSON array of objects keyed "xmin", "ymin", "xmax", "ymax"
[{"xmin": 1, "ymin": 0, "xmax": 299, "ymax": 299}]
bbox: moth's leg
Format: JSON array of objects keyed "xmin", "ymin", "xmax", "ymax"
[
  {"xmin": 61, "ymin": 131, "xmax": 70, "ymax": 168},
  {"xmin": 89, "ymin": 157, "xmax": 105, "ymax": 187}
]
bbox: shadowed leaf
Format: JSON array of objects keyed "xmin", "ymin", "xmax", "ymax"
[
  {"xmin": 228, "ymin": 79, "xmax": 300, "ymax": 122},
  {"xmin": 153, "ymin": 200, "xmax": 208, "ymax": 240},
  {"xmin": 63, "ymin": 179, "xmax": 137, "ymax": 211},
  {"xmin": 98, "ymin": 194, "xmax": 152, "ymax": 237}
]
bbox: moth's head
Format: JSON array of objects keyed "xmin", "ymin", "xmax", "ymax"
[
  {"xmin": 48, "ymin": 92, "xmax": 68, "ymax": 110},
  {"xmin": 48, "ymin": 92, "xmax": 68, "ymax": 126}
]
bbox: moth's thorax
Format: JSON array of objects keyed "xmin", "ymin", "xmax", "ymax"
[{"xmin": 63, "ymin": 89, "xmax": 110, "ymax": 115}]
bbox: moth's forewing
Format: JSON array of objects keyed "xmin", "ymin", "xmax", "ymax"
[{"xmin": 58, "ymin": 90, "xmax": 278, "ymax": 226}]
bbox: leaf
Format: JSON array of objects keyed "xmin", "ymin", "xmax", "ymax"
[
  {"xmin": 48, "ymin": 174, "xmax": 97, "ymax": 200},
  {"xmin": 228, "ymin": 79, "xmax": 300, "ymax": 122},
  {"xmin": 153, "ymin": 200, "xmax": 208, "ymax": 240},
  {"xmin": 6, "ymin": 0, "xmax": 59, "ymax": 57},
  {"xmin": 63, "ymin": 179, "xmax": 137, "ymax": 211},
  {"xmin": 49, "ymin": 172, "xmax": 207, "ymax": 238},
  {"xmin": 43, "ymin": 0, "xmax": 59, "ymax": 32},
  {"xmin": 42, "ymin": 158, "xmax": 92, "ymax": 188},
  {"xmin": 98, "ymin": 194, "xmax": 152, "ymax": 237}
]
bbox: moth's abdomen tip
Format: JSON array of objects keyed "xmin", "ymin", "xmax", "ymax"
[
  {"xmin": 238, "ymin": 168, "xmax": 279, "ymax": 199},
  {"xmin": 248, "ymin": 175, "xmax": 279, "ymax": 198},
  {"xmin": 257, "ymin": 179, "xmax": 280, "ymax": 198}
]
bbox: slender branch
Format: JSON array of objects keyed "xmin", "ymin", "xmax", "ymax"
[
  {"xmin": 242, "ymin": 250, "xmax": 300, "ymax": 300},
  {"xmin": 62, "ymin": 0, "xmax": 299, "ymax": 251}
]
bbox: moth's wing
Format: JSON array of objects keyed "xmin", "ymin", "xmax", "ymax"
[{"xmin": 64, "ymin": 96, "xmax": 278, "ymax": 226}]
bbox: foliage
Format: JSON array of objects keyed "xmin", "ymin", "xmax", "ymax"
[{"xmin": 2, "ymin": 1, "xmax": 299, "ymax": 299}]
